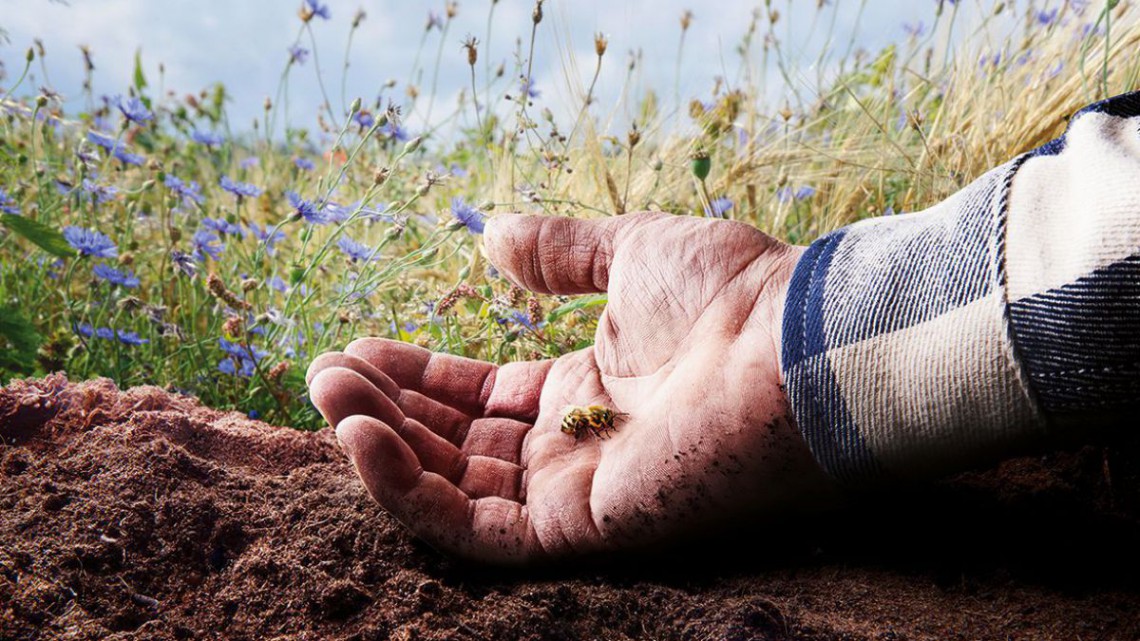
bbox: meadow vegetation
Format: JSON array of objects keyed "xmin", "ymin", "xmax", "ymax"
[{"xmin": 1, "ymin": 0, "xmax": 1137, "ymax": 428}]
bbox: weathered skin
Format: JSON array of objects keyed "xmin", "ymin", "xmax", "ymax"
[{"xmin": 307, "ymin": 212, "xmax": 835, "ymax": 564}]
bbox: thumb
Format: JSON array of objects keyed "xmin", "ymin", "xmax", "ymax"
[{"xmin": 483, "ymin": 213, "xmax": 656, "ymax": 295}]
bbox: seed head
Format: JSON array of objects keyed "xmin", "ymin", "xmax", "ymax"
[
  {"xmin": 446, "ymin": 1, "xmax": 458, "ymax": 19},
  {"xmin": 690, "ymin": 149, "xmax": 711, "ymax": 181},
  {"xmin": 532, "ymin": 0, "xmax": 544, "ymax": 24},
  {"xmin": 680, "ymin": 10, "xmax": 693, "ymax": 32},
  {"xmin": 463, "ymin": 35, "xmax": 479, "ymax": 66},
  {"xmin": 373, "ymin": 166, "xmax": 391, "ymax": 186},
  {"xmin": 627, "ymin": 124, "xmax": 641, "ymax": 149},
  {"xmin": 594, "ymin": 32, "xmax": 608, "ymax": 57}
]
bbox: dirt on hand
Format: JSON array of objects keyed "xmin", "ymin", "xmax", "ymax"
[{"xmin": 3, "ymin": 374, "xmax": 1140, "ymax": 641}]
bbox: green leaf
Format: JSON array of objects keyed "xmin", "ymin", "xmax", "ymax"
[
  {"xmin": 0, "ymin": 305, "xmax": 41, "ymax": 375},
  {"xmin": 546, "ymin": 293, "xmax": 608, "ymax": 324},
  {"xmin": 0, "ymin": 213, "xmax": 77, "ymax": 258},
  {"xmin": 133, "ymin": 48, "xmax": 148, "ymax": 90}
]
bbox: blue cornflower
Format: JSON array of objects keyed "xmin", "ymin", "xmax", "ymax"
[
  {"xmin": 288, "ymin": 45, "xmax": 310, "ymax": 65},
  {"xmin": 519, "ymin": 76, "xmax": 541, "ymax": 99},
  {"xmin": 113, "ymin": 147, "xmax": 145, "ymax": 166},
  {"xmin": 115, "ymin": 95, "xmax": 153, "ymax": 125},
  {"xmin": 0, "ymin": 187, "xmax": 19, "ymax": 215},
  {"xmin": 381, "ymin": 121, "xmax": 409, "ymax": 142},
  {"xmin": 81, "ymin": 179, "xmax": 119, "ymax": 204},
  {"xmin": 219, "ymin": 175, "xmax": 263, "ymax": 199},
  {"xmin": 171, "ymin": 250, "xmax": 198, "ymax": 278},
  {"xmin": 1036, "ymin": 8, "xmax": 1059, "ymax": 26},
  {"xmin": 192, "ymin": 230, "xmax": 224, "ymax": 261},
  {"xmin": 240, "ymin": 157, "xmax": 260, "ymax": 169},
  {"xmin": 164, "ymin": 175, "xmax": 205, "ymax": 204},
  {"xmin": 268, "ymin": 275, "xmax": 289, "ymax": 293},
  {"xmin": 426, "ymin": 10, "xmax": 443, "ymax": 30},
  {"xmin": 450, "ymin": 197, "xmax": 486, "ymax": 234},
  {"xmin": 508, "ymin": 310, "xmax": 544, "ymax": 331},
  {"xmin": 74, "ymin": 322, "xmax": 94, "ymax": 338},
  {"xmin": 86, "ymin": 130, "xmax": 124, "ymax": 153},
  {"xmin": 218, "ymin": 357, "xmax": 257, "ymax": 377},
  {"xmin": 202, "ymin": 217, "xmax": 243, "ymax": 236},
  {"xmin": 191, "ymin": 129, "xmax": 225, "ymax": 147},
  {"xmin": 248, "ymin": 409, "xmax": 261, "ymax": 420},
  {"xmin": 337, "ymin": 236, "xmax": 379, "ymax": 262},
  {"xmin": 64, "ymin": 226, "xmax": 118, "ymax": 258},
  {"xmin": 248, "ymin": 222, "xmax": 286, "ymax": 255},
  {"xmin": 305, "ymin": 0, "xmax": 331, "ymax": 19},
  {"xmin": 93, "ymin": 263, "xmax": 140, "ymax": 288},
  {"xmin": 354, "ymin": 110, "xmax": 375, "ymax": 129},
  {"xmin": 287, "ymin": 191, "xmax": 330, "ymax": 224},
  {"xmin": 116, "ymin": 330, "xmax": 149, "ymax": 346},
  {"xmin": 323, "ymin": 201, "xmax": 353, "ymax": 223},
  {"xmin": 95, "ymin": 327, "xmax": 115, "ymax": 340},
  {"xmin": 293, "ymin": 156, "xmax": 316, "ymax": 171},
  {"xmin": 903, "ymin": 21, "xmax": 926, "ymax": 37},
  {"xmin": 776, "ymin": 185, "xmax": 815, "ymax": 203},
  {"xmin": 704, "ymin": 197, "xmax": 734, "ymax": 218}
]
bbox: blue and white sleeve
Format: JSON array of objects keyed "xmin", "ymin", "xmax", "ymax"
[{"xmin": 780, "ymin": 91, "xmax": 1140, "ymax": 484}]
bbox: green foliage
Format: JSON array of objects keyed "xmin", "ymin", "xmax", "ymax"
[{"xmin": 1, "ymin": 214, "xmax": 76, "ymax": 258}]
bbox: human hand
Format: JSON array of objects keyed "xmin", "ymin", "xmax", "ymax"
[{"xmin": 307, "ymin": 212, "xmax": 833, "ymax": 563}]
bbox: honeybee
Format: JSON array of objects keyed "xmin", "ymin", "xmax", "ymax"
[{"xmin": 560, "ymin": 405, "xmax": 627, "ymax": 440}]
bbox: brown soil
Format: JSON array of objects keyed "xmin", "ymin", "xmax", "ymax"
[{"xmin": 3, "ymin": 374, "xmax": 1140, "ymax": 641}]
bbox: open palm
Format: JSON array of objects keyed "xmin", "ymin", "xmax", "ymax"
[{"xmin": 307, "ymin": 212, "xmax": 830, "ymax": 563}]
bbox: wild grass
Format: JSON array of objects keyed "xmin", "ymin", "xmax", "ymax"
[{"xmin": 1, "ymin": 0, "xmax": 1137, "ymax": 428}]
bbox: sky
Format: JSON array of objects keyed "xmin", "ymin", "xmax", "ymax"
[{"xmin": 0, "ymin": 0, "xmax": 986, "ymax": 139}]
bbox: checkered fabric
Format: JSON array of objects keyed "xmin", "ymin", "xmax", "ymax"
[{"xmin": 781, "ymin": 91, "xmax": 1140, "ymax": 484}]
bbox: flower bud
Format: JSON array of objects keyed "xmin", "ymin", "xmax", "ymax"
[
  {"xmin": 403, "ymin": 136, "xmax": 423, "ymax": 154},
  {"xmin": 349, "ymin": 97, "xmax": 362, "ymax": 114},
  {"xmin": 690, "ymin": 150, "xmax": 711, "ymax": 181}
]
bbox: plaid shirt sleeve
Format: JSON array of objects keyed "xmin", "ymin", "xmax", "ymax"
[{"xmin": 780, "ymin": 91, "xmax": 1140, "ymax": 484}]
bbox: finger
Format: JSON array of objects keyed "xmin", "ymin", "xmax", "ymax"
[
  {"xmin": 482, "ymin": 212, "xmax": 664, "ymax": 295},
  {"xmin": 457, "ymin": 455, "xmax": 525, "ymax": 501},
  {"xmin": 308, "ymin": 366, "xmax": 404, "ymax": 428},
  {"xmin": 461, "ymin": 418, "xmax": 532, "ymax": 462},
  {"xmin": 483, "ymin": 360, "xmax": 551, "ymax": 422},
  {"xmin": 337, "ymin": 415, "xmax": 541, "ymax": 563},
  {"xmin": 306, "ymin": 351, "xmax": 401, "ymax": 398},
  {"xmin": 345, "ymin": 338, "xmax": 496, "ymax": 414},
  {"xmin": 394, "ymin": 390, "xmax": 473, "ymax": 444}
]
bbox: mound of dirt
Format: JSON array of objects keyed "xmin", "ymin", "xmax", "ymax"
[{"xmin": 3, "ymin": 374, "xmax": 1140, "ymax": 640}]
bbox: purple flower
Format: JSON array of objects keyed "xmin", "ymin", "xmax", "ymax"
[
  {"xmin": 86, "ymin": 130, "xmax": 124, "ymax": 153},
  {"xmin": 248, "ymin": 222, "xmax": 286, "ymax": 255},
  {"xmin": 293, "ymin": 156, "xmax": 316, "ymax": 171},
  {"xmin": 171, "ymin": 250, "xmax": 198, "ymax": 278},
  {"xmin": 239, "ymin": 157, "xmax": 260, "ymax": 169},
  {"xmin": 704, "ymin": 197, "xmax": 733, "ymax": 218},
  {"xmin": 115, "ymin": 95, "xmax": 153, "ymax": 125},
  {"xmin": 93, "ymin": 263, "xmax": 140, "ymax": 288},
  {"xmin": 191, "ymin": 129, "xmax": 225, "ymax": 147},
  {"xmin": 164, "ymin": 175, "xmax": 204, "ymax": 204},
  {"xmin": 95, "ymin": 327, "xmax": 115, "ymax": 340},
  {"xmin": 288, "ymin": 45, "xmax": 310, "ymax": 65},
  {"xmin": 337, "ymin": 236, "xmax": 379, "ymax": 262},
  {"xmin": 519, "ymin": 76, "xmax": 541, "ymax": 99},
  {"xmin": 192, "ymin": 230, "xmax": 224, "ymax": 261},
  {"xmin": 220, "ymin": 175, "xmax": 263, "ymax": 199},
  {"xmin": 354, "ymin": 110, "xmax": 375, "ymax": 128},
  {"xmin": 202, "ymin": 217, "xmax": 243, "ymax": 236},
  {"xmin": 1036, "ymin": 8, "xmax": 1059, "ymax": 26},
  {"xmin": 287, "ymin": 191, "xmax": 330, "ymax": 224},
  {"xmin": 74, "ymin": 322, "xmax": 94, "ymax": 338},
  {"xmin": 776, "ymin": 185, "xmax": 816, "ymax": 203},
  {"xmin": 305, "ymin": 0, "xmax": 330, "ymax": 20},
  {"xmin": 113, "ymin": 147, "xmax": 144, "ymax": 166},
  {"xmin": 81, "ymin": 179, "xmax": 118, "ymax": 204},
  {"xmin": 382, "ymin": 121, "xmax": 409, "ymax": 141},
  {"xmin": 0, "ymin": 187, "xmax": 19, "ymax": 215},
  {"xmin": 450, "ymin": 198, "xmax": 486, "ymax": 234},
  {"xmin": 903, "ymin": 21, "xmax": 926, "ymax": 37},
  {"xmin": 64, "ymin": 226, "xmax": 118, "ymax": 258},
  {"xmin": 116, "ymin": 330, "xmax": 149, "ymax": 346},
  {"xmin": 269, "ymin": 275, "xmax": 289, "ymax": 293}
]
